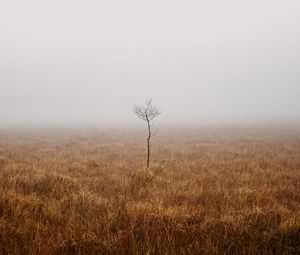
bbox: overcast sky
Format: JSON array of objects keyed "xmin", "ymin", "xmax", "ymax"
[{"xmin": 0, "ymin": 0, "xmax": 299, "ymax": 127}]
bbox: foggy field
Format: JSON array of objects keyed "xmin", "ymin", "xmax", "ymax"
[
  {"xmin": 0, "ymin": 128, "xmax": 300, "ymax": 254},
  {"xmin": 1, "ymin": 0, "xmax": 300, "ymax": 254}
]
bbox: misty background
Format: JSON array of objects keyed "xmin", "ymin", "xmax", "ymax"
[{"xmin": 0, "ymin": 0, "xmax": 299, "ymax": 127}]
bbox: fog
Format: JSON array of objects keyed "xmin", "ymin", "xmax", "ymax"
[{"xmin": 1, "ymin": 0, "xmax": 299, "ymax": 128}]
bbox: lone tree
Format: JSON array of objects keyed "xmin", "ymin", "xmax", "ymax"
[{"xmin": 133, "ymin": 98, "xmax": 161, "ymax": 168}]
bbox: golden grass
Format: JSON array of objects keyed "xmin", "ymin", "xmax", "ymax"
[{"xmin": 0, "ymin": 128, "xmax": 299, "ymax": 254}]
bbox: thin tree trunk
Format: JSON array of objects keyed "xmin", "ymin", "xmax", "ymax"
[{"xmin": 146, "ymin": 119, "xmax": 151, "ymax": 168}]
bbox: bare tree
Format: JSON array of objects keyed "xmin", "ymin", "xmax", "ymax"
[{"xmin": 133, "ymin": 98, "xmax": 161, "ymax": 168}]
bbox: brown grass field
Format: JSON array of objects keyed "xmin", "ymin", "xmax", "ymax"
[{"xmin": 0, "ymin": 127, "xmax": 300, "ymax": 254}]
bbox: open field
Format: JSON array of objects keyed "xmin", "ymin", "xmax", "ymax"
[{"xmin": 0, "ymin": 127, "xmax": 300, "ymax": 254}]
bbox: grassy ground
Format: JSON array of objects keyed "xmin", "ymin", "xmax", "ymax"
[{"xmin": 0, "ymin": 127, "xmax": 299, "ymax": 254}]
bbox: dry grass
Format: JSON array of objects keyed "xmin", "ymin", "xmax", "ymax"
[{"xmin": 0, "ymin": 127, "xmax": 300, "ymax": 254}]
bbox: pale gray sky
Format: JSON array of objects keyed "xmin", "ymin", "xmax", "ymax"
[{"xmin": 0, "ymin": 0, "xmax": 299, "ymax": 127}]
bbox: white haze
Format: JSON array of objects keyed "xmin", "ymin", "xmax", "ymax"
[{"xmin": 0, "ymin": 0, "xmax": 299, "ymax": 127}]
